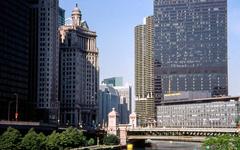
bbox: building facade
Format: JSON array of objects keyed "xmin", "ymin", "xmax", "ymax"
[
  {"xmin": 102, "ymin": 77, "xmax": 132, "ymax": 123},
  {"xmin": 59, "ymin": 4, "xmax": 99, "ymax": 127},
  {"xmin": 59, "ymin": 7, "xmax": 65, "ymax": 27},
  {"xmin": 36, "ymin": 0, "xmax": 60, "ymax": 124},
  {"xmin": 99, "ymin": 85, "xmax": 120, "ymax": 126},
  {"xmin": 157, "ymin": 97, "xmax": 240, "ymax": 128},
  {"xmin": 102, "ymin": 77, "xmax": 123, "ymax": 87},
  {"xmin": 154, "ymin": 0, "xmax": 228, "ymax": 105},
  {"xmin": 0, "ymin": 1, "xmax": 30, "ymax": 121},
  {"xmin": 135, "ymin": 16, "xmax": 155, "ymax": 124},
  {"xmin": 114, "ymin": 86, "xmax": 132, "ymax": 113}
]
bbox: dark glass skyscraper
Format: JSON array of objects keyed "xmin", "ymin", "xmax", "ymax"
[
  {"xmin": 0, "ymin": 1, "xmax": 30, "ymax": 120},
  {"xmin": 154, "ymin": 0, "xmax": 228, "ymax": 105}
]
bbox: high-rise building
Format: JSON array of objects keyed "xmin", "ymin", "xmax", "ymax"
[
  {"xmin": 28, "ymin": 0, "xmax": 40, "ymax": 122},
  {"xmin": 135, "ymin": 16, "xmax": 155, "ymax": 125},
  {"xmin": 99, "ymin": 84, "xmax": 120, "ymax": 126},
  {"xmin": 154, "ymin": 0, "xmax": 228, "ymax": 105},
  {"xmin": 59, "ymin": 4, "xmax": 99, "ymax": 127},
  {"xmin": 59, "ymin": 7, "xmax": 65, "ymax": 27},
  {"xmin": 0, "ymin": 0, "xmax": 61, "ymax": 123},
  {"xmin": 114, "ymin": 86, "xmax": 132, "ymax": 113},
  {"xmin": 102, "ymin": 77, "xmax": 132, "ymax": 123},
  {"xmin": 0, "ymin": 1, "xmax": 30, "ymax": 121},
  {"xmin": 102, "ymin": 77, "xmax": 123, "ymax": 87},
  {"xmin": 36, "ymin": 0, "xmax": 60, "ymax": 124}
]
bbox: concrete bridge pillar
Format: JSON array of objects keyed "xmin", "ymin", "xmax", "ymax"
[{"xmin": 119, "ymin": 124, "xmax": 128, "ymax": 145}]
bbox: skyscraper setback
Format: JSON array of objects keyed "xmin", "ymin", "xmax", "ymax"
[{"xmin": 154, "ymin": 0, "xmax": 228, "ymax": 105}]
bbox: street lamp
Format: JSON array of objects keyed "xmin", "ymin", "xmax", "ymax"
[{"xmin": 13, "ymin": 93, "xmax": 18, "ymax": 121}]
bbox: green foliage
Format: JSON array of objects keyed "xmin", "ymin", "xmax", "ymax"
[
  {"xmin": 21, "ymin": 128, "xmax": 46, "ymax": 150},
  {"xmin": 0, "ymin": 127, "xmax": 22, "ymax": 150},
  {"xmin": 203, "ymin": 135, "xmax": 238, "ymax": 150},
  {"xmin": 103, "ymin": 134, "xmax": 119, "ymax": 145},
  {"xmin": 0, "ymin": 127, "xmax": 88, "ymax": 150},
  {"xmin": 59, "ymin": 127, "xmax": 86, "ymax": 149},
  {"xmin": 87, "ymin": 138, "xmax": 95, "ymax": 146},
  {"xmin": 46, "ymin": 131, "xmax": 60, "ymax": 150}
]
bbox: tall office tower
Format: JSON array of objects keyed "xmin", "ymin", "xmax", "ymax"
[
  {"xmin": 102, "ymin": 77, "xmax": 123, "ymax": 87},
  {"xmin": 59, "ymin": 4, "xmax": 99, "ymax": 127},
  {"xmin": 99, "ymin": 84, "xmax": 120, "ymax": 126},
  {"xmin": 135, "ymin": 16, "xmax": 155, "ymax": 125},
  {"xmin": 114, "ymin": 86, "xmax": 132, "ymax": 113},
  {"xmin": 37, "ymin": 0, "xmax": 59, "ymax": 124},
  {"xmin": 28, "ymin": 0, "xmax": 39, "ymax": 121},
  {"xmin": 59, "ymin": 7, "xmax": 65, "ymax": 27},
  {"xmin": 154, "ymin": 0, "xmax": 228, "ymax": 105},
  {"xmin": 0, "ymin": 1, "xmax": 30, "ymax": 121},
  {"xmin": 102, "ymin": 77, "xmax": 132, "ymax": 114}
]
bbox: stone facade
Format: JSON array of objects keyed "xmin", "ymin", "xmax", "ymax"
[
  {"xmin": 59, "ymin": 4, "xmax": 99, "ymax": 127},
  {"xmin": 107, "ymin": 108, "xmax": 119, "ymax": 135}
]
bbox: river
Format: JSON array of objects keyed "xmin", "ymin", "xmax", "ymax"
[{"xmin": 134, "ymin": 141, "xmax": 202, "ymax": 150}]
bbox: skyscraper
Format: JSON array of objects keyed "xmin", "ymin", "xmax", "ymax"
[
  {"xmin": 0, "ymin": 1, "xmax": 30, "ymax": 121},
  {"xmin": 154, "ymin": 0, "xmax": 228, "ymax": 105},
  {"xmin": 99, "ymin": 84, "xmax": 120, "ymax": 125},
  {"xmin": 36, "ymin": 0, "xmax": 60, "ymax": 124},
  {"xmin": 102, "ymin": 77, "xmax": 123, "ymax": 87},
  {"xmin": 102, "ymin": 77, "xmax": 132, "ymax": 115},
  {"xmin": 135, "ymin": 16, "xmax": 155, "ymax": 125},
  {"xmin": 59, "ymin": 7, "xmax": 65, "ymax": 27},
  {"xmin": 59, "ymin": 4, "xmax": 99, "ymax": 127}
]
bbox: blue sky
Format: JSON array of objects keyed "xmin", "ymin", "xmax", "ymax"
[{"xmin": 60, "ymin": 0, "xmax": 240, "ymax": 96}]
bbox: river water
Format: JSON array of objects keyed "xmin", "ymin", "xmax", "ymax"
[{"xmin": 134, "ymin": 141, "xmax": 202, "ymax": 150}]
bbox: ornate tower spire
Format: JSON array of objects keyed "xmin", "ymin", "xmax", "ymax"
[{"xmin": 71, "ymin": 3, "xmax": 82, "ymax": 27}]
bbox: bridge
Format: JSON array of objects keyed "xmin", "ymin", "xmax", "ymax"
[
  {"xmin": 106, "ymin": 108, "xmax": 240, "ymax": 145},
  {"xmin": 126, "ymin": 127, "xmax": 240, "ymax": 143}
]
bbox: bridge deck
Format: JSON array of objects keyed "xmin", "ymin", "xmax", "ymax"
[
  {"xmin": 128, "ymin": 136, "xmax": 205, "ymax": 142},
  {"xmin": 128, "ymin": 127, "xmax": 239, "ymax": 133}
]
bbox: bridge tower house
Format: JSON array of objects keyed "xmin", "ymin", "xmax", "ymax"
[
  {"xmin": 129, "ymin": 112, "xmax": 137, "ymax": 128},
  {"xmin": 107, "ymin": 108, "xmax": 119, "ymax": 135}
]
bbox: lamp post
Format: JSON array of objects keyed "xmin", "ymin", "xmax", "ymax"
[{"xmin": 13, "ymin": 93, "xmax": 18, "ymax": 121}]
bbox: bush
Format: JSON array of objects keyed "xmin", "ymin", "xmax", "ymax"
[
  {"xmin": 87, "ymin": 138, "xmax": 95, "ymax": 146},
  {"xmin": 0, "ymin": 127, "xmax": 22, "ymax": 150},
  {"xmin": 103, "ymin": 134, "xmax": 119, "ymax": 145}
]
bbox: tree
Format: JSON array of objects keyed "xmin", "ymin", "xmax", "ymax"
[
  {"xmin": 0, "ymin": 127, "xmax": 22, "ymax": 150},
  {"xmin": 103, "ymin": 134, "xmax": 119, "ymax": 145},
  {"xmin": 46, "ymin": 131, "xmax": 60, "ymax": 150},
  {"xmin": 203, "ymin": 135, "xmax": 235, "ymax": 150},
  {"xmin": 21, "ymin": 128, "xmax": 46, "ymax": 150},
  {"xmin": 87, "ymin": 138, "xmax": 95, "ymax": 146},
  {"xmin": 59, "ymin": 127, "xmax": 86, "ymax": 149}
]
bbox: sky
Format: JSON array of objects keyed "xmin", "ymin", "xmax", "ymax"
[{"xmin": 60, "ymin": 0, "xmax": 240, "ymax": 97}]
